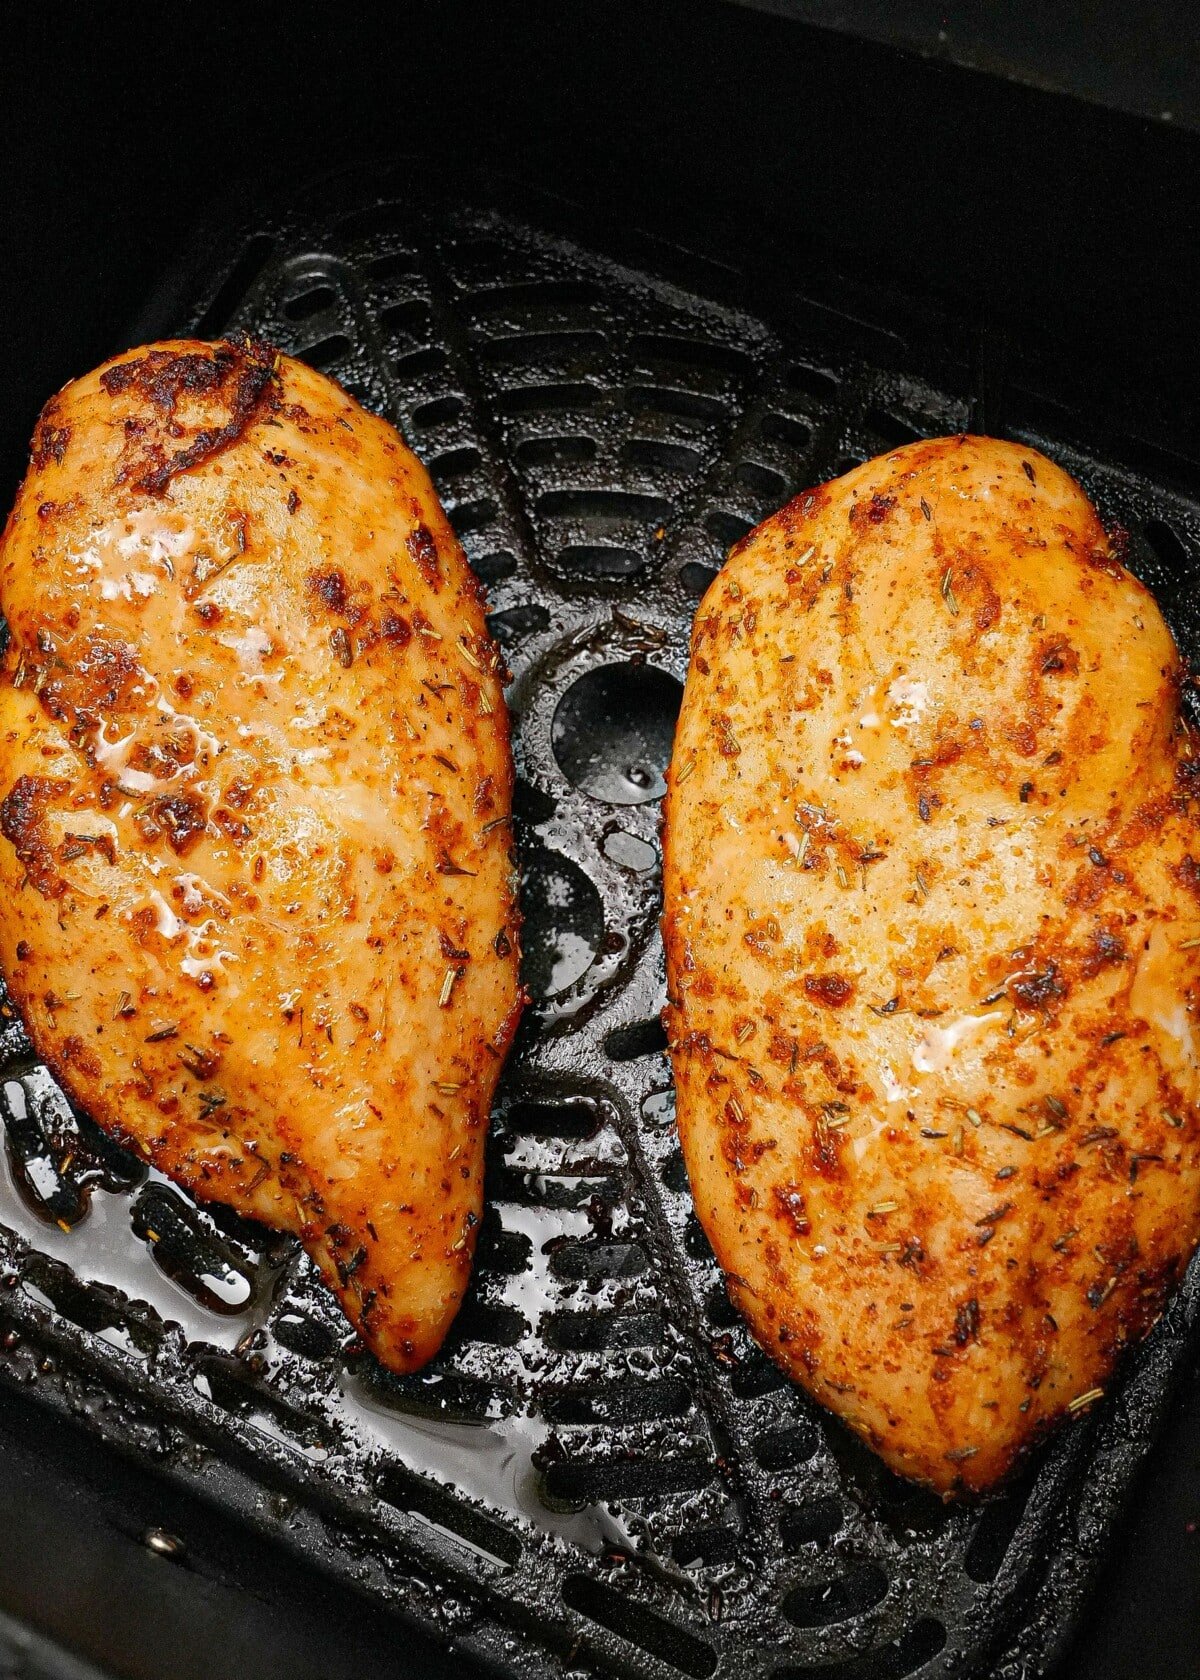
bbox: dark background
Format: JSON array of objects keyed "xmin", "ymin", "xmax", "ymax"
[
  {"xmin": 738, "ymin": 0, "xmax": 1200, "ymax": 130},
  {"xmin": 1, "ymin": 4, "xmax": 1198, "ymax": 1676}
]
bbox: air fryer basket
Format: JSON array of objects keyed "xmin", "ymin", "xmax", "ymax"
[{"xmin": 2, "ymin": 161, "xmax": 1199, "ymax": 1680}]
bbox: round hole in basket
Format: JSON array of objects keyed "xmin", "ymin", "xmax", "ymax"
[{"xmin": 551, "ymin": 661, "xmax": 682, "ymax": 804}]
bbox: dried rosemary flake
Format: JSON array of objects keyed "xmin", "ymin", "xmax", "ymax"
[
  {"xmin": 735, "ymin": 1021, "xmax": 755, "ymax": 1043},
  {"xmin": 867, "ymin": 1200, "xmax": 899, "ymax": 1218},
  {"xmin": 940, "ymin": 567, "xmax": 959, "ymax": 617},
  {"xmin": 191, "ymin": 551, "xmax": 235, "ymax": 589},
  {"xmin": 966, "ymin": 1107, "xmax": 983, "ymax": 1128},
  {"xmin": 795, "ymin": 831, "xmax": 810, "ymax": 866},
  {"xmin": 437, "ymin": 853, "xmax": 477, "ymax": 878},
  {"xmin": 1178, "ymin": 937, "xmax": 1200, "ymax": 950},
  {"xmin": 1068, "ymin": 1386, "xmax": 1104, "ymax": 1413},
  {"xmin": 836, "ymin": 865, "xmax": 850, "ymax": 889},
  {"xmin": 438, "ymin": 968, "xmax": 458, "ymax": 1008},
  {"xmin": 920, "ymin": 497, "xmax": 933, "ymax": 521},
  {"xmin": 872, "ymin": 1241, "xmax": 902, "ymax": 1255},
  {"xmin": 434, "ymin": 1081, "xmax": 463, "ymax": 1096},
  {"xmin": 458, "ymin": 636, "xmax": 484, "ymax": 671},
  {"xmin": 914, "ymin": 870, "xmax": 929, "ymax": 900},
  {"xmin": 953, "ymin": 1126, "xmax": 965, "ymax": 1155},
  {"xmin": 144, "ymin": 1022, "xmax": 179, "ymax": 1043},
  {"xmin": 676, "ymin": 756, "xmax": 697, "ymax": 784},
  {"xmin": 1163, "ymin": 1109, "xmax": 1184, "ymax": 1129}
]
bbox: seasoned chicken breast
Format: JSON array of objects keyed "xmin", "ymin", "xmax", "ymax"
[
  {"xmin": 0, "ymin": 339, "xmax": 522, "ymax": 1371},
  {"xmin": 663, "ymin": 435, "xmax": 1200, "ymax": 1493}
]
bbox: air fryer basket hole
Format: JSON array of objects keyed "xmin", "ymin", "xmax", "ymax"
[
  {"xmin": 551, "ymin": 662, "xmax": 683, "ymax": 805},
  {"xmin": 517, "ymin": 842, "xmax": 605, "ymax": 1000}
]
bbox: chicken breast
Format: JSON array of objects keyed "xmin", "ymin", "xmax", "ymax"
[
  {"xmin": 663, "ymin": 435, "xmax": 1200, "ymax": 1493},
  {"xmin": 0, "ymin": 338, "xmax": 522, "ymax": 1371}
]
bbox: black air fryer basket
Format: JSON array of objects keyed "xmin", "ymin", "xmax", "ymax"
[{"xmin": 2, "ymin": 9, "xmax": 1200, "ymax": 1680}]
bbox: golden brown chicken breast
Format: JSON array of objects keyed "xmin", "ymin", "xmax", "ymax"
[
  {"xmin": 663, "ymin": 434, "xmax": 1200, "ymax": 1493},
  {"xmin": 0, "ymin": 338, "xmax": 522, "ymax": 1372}
]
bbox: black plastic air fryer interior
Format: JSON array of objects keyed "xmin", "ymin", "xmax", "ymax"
[
  {"xmin": 2, "ymin": 153, "xmax": 1200, "ymax": 1680},
  {"xmin": 2, "ymin": 10, "xmax": 1200, "ymax": 1680}
]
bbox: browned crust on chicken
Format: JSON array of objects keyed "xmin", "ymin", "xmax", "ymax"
[
  {"xmin": 0, "ymin": 339, "xmax": 523, "ymax": 1372},
  {"xmin": 663, "ymin": 435, "xmax": 1200, "ymax": 1493}
]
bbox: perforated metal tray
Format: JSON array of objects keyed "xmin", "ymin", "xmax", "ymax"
[{"xmin": 2, "ymin": 161, "xmax": 1200, "ymax": 1680}]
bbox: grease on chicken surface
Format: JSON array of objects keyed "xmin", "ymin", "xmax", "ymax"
[
  {"xmin": 0, "ymin": 339, "xmax": 522, "ymax": 1372},
  {"xmin": 663, "ymin": 435, "xmax": 1200, "ymax": 1493}
]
